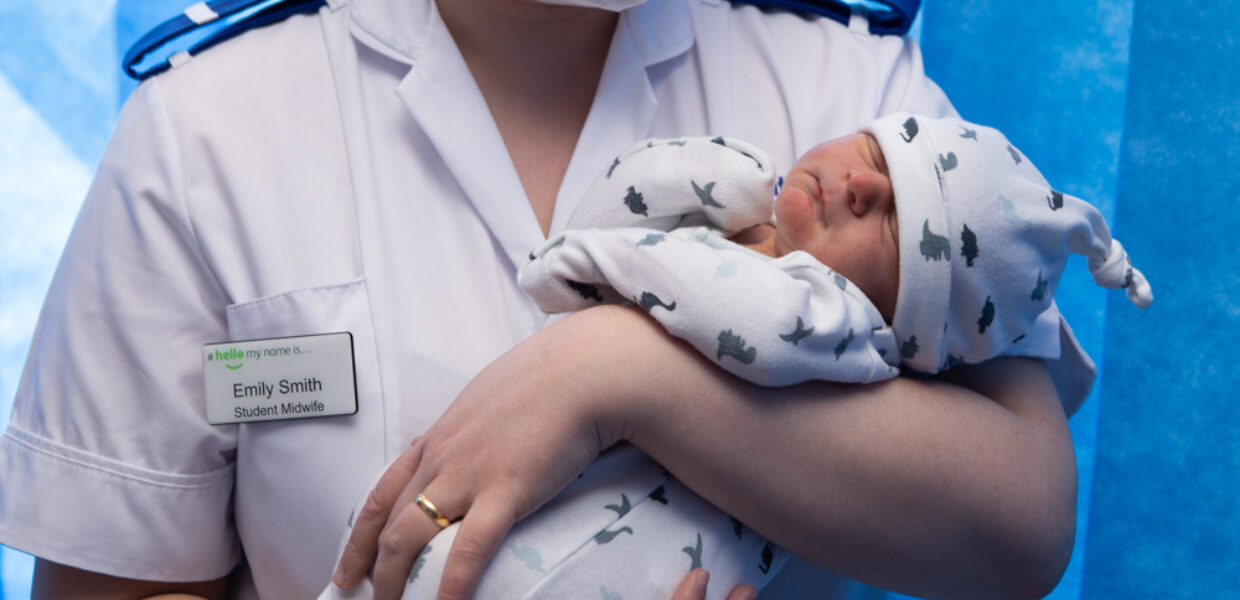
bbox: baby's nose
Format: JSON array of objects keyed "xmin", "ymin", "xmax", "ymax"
[{"xmin": 847, "ymin": 169, "xmax": 885, "ymax": 215}]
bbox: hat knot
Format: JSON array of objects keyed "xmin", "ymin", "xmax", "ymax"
[{"xmin": 1089, "ymin": 239, "xmax": 1153, "ymax": 309}]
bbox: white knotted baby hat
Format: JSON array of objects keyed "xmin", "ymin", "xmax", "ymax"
[{"xmin": 862, "ymin": 112, "xmax": 1152, "ymax": 374}]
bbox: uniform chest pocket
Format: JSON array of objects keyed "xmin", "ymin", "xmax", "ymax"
[
  {"xmin": 224, "ymin": 278, "xmax": 383, "ymax": 411},
  {"xmin": 223, "ymin": 278, "xmax": 389, "ymax": 597}
]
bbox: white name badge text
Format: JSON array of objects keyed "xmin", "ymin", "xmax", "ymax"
[{"xmin": 203, "ymin": 332, "xmax": 357, "ymax": 424}]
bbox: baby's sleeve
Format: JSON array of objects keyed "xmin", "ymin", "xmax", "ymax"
[
  {"xmin": 564, "ymin": 137, "xmax": 777, "ymax": 235},
  {"xmin": 517, "ymin": 228, "xmax": 900, "ymax": 386}
]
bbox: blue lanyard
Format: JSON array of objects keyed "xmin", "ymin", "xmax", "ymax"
[
  {"xmin": 725, "ymin": 0, "xmax": 920, "ymax": 35},
  {"xmin": 123, "ymin": 0, "xmax": 327, "ymax": 81},
  {"xmin": 124, "ymin": 0, "xmax": 917, "ymax": 81}
]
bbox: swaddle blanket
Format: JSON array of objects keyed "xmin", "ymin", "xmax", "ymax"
[{"xmin": 322, "ymin": 446, "xmax": 787, "ymax": 600}]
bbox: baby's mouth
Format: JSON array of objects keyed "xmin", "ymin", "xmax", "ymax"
[
  {"xmin": 815, "ymin": 185, "xmax": 831, "ymax": 227},
  {"xmin": 808, "ymin": 178, "xmax": 828, "ymax": 220}
]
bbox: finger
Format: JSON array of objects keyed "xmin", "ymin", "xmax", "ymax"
[
  {"xmin": 334, "ymin": 441, "xmax": 424, "ymax": 588},
  {"xmin": 371, "ymin": 489, "xmax": 450, "ymax": 600},
  {"xmin": 435, "ymin": 494, "xmax": 516, "ymax": 600},
  {"xmin": 726, "ymin": 584, "xmax": 758, "ymax": 600},
  {"xmin": 671, "ymin": 569, "xmax": 710, "ymax": 600}
]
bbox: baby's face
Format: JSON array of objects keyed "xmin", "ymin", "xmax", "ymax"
[{"xmin": 773, "ymin": 133, "xmax": 900, "ymax": 322}]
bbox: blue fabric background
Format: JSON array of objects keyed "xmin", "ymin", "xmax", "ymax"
[
  {"xmin": 1084, "ymin": 0, "xmax": 1240, "ymax": 596},
  {"xmin": 1, "ymin": 0, "xmax": 1236, "ymax": 598},
  {"xmin": 921, "ymin": 0, "xmax": 1240, "ymax": 599}
]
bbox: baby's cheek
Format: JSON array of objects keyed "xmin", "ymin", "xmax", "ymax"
[{"xmin": 773, "ymin": 191, "xmax": 815, "ymax": 243}]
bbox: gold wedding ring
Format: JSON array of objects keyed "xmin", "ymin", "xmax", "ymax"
[{"xmin": 414, "ymin": 493, "xmax": 452, "ymax": 529}]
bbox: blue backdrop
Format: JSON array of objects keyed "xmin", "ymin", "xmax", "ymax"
[
  {"xmin": 920, "ymin": 1, "xmax": 1240, "ymax": 598},
  {"xmin": 1, "ymin": 0, "xmax": 1236, "ymax": 598}
]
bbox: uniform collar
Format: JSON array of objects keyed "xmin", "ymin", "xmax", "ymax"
[
  {"xmin": 347, "ymin": 0, "xmax": 692, "ymax": 68},
  {"xmin": 347, "ymin": 0, "xmax": 694, "ymax": 271}
]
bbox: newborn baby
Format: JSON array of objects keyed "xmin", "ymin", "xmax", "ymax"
[{"xmin": 521, "ymin": 113, "xmax": 1151, "ymax": 395}]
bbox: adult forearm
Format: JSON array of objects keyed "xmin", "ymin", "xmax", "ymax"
[
  {"xmin": 32, "ymin": 559, "xmax": 228, "ymax": 600},
  {"xmin": 571, "ymin": 305, "xmax": 1076, "ymax": 600},
  {"xmin": 333, "ymin": 303, "xmax": 1075, "ymax": 600}
]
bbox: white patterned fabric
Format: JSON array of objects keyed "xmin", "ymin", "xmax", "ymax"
[
  {"xmin": 322, "ymin": 445, "xmax": 787, "ymax": 600},
  {"xmin": 863, "ymin": 113, "xmax": 1151, "ymax": 400},
  {"xmin": 521, "ymin": 136, "xmax": 901, "ymax": 385}
]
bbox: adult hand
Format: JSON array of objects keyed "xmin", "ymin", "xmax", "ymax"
[
  {"xmin": 671, "ymin": 570, "xmax": 758, "ymax": 600},
  {"xmin": 332, "ymin": 311, "xmax": 634, "ymax": 600}
]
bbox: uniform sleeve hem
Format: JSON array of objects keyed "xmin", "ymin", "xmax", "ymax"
[{"xmin": 0, "ymin": 428, "xmax": 240, "ymax": 582}]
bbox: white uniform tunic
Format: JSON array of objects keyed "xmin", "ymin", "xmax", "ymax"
[{"xmin": 0, "ymin": 0, "xmax": 959, "ymax": 596}]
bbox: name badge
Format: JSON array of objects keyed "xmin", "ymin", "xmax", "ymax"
[{"xmin": 203, "ymin": 332, "xmax": 358, "ymax": 424}]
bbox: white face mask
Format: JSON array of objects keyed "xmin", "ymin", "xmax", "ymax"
[{"xmin": 534, "ymin": 0, "xmax": 647, "ymax": 11}]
